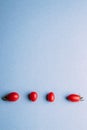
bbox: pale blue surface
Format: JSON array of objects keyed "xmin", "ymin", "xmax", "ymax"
[{"xmin": 0, "ymin": 0, "xmax": 87, "ymax": 130}]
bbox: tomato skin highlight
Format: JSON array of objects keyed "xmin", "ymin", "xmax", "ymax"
[
  {"xmin": 47, "ymin": 92, "xmax": 55, "ymax": 102},
  {"xmin": 67, "ymin": 94, "xmax": 82, "ymax": 102},
  {"xmin": 5, "ymin": 92, "xmax": 19, "ymax": 102},
  {"xmin": 29, "ymin": 92, "xmax": 38, "ymax": 102}
]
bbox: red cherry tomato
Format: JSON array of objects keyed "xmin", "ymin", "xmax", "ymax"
[
  {"xmin": 4, "ymin": 92, "xmax": 20, "ymax": 102},
  {"xmin": 29, "ymin": 92, "xmax": 38, "ymax": 102},
  {"xmin": 67, "ymin": 94, "xmax": 83, "ymax": 102},
  {"xmin": 47, "ymin": 92, "xmax": 55, "ymax": 102}
]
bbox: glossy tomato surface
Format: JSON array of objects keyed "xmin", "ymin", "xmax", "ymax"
[
  {"xmin": 47, "ymin": 92, "xmax": 55, "ymax": 102},
  {"xmin": 5, "ymin": 92, "xmax": 20, "ymax": 102},
  {"xmin": 29, "ymin": 92, "xmax": 38, "ymax": 102},
  {"xmin": 67, "ymin": 94, "xmax": 82, "ymax": 102}
]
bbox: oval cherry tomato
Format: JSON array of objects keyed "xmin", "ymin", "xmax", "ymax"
[
  {"xmin": 47, "ymin": 92, "xmax": 55, "ymax": 102},
  {"xmin": 66, "ymin": 94, "xmax": 83, "ymax": 102},
  {"xmin": 29, "ymin": 92, "xmax": 38, "ymax": 102},
  {"xmin": 3, "ymin": 92, "xmax": 20, "ymax": 102}
]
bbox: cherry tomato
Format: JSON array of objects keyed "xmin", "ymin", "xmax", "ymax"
[
  {"xmin": 66, "ymin": 94, "xmax": 83, "ymax": 102},
  {"xmin": 47, "ymin": 92, "xmax": 55, "ymax": 102},
  {"xmin": 29, "ymin": 92, "xmax": 38, "ymax": 102},
  {"xmin": 3, "ymin": 92, "xmax": 20, "ymax": 102}
]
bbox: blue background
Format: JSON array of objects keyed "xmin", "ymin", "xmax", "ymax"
[{"xmin": 0, "ymin": 0, "xmax": 87, "ymax": 130}]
